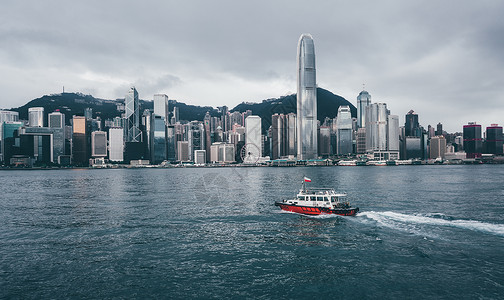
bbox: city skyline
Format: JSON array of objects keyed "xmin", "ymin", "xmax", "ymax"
[{"xmin": 1, "ymin": 1, "xmax": 504, "ymax": 133}]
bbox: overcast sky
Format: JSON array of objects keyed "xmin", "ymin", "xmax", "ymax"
[{"xmin": 1, "ymin": 0, "xmax": 503, "ymax": 132}]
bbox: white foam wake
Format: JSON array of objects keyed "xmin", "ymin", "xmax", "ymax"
[{"xmin": 359, "ymin": 211, "xmax": 504, "ymax": 237}]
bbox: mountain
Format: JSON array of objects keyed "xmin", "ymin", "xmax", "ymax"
[
  {"xmin": 8, "ymin": 88, "xmax": 355, "ymax": 130},
  {"xmin": 231, "ymin": 87, "xmax": 356, "ymax": 132}
]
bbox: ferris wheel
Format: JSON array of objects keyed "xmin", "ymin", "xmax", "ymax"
[{"xmin": 240, "ymin": 143, "xmax": 261, "ymax": 164}]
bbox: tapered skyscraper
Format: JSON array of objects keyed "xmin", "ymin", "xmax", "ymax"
[{"xmin": 296, "ymin": 34, "xmax": 317, "ymax": 160}]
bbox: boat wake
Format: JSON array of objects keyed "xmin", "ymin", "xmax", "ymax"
[{"xmin": 358, "ymin": 211, "xmax": 504, "ymax": 237}]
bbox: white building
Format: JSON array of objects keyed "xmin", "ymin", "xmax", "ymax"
[
  {"xmin": 28, "ymin": 107, "xmax": 44, "ymax": 127},
  {"xmin": 194, "ymin": 150, "xmax": 206, "ymax": 165},
  {"xmin": 108, "ymin": 127, "xmax": 124, "ymax": 162},
  {"xmin": 153, "ymin": 94, "xmax": 169, "ymax": 120},
  {"xmin": 365, "ymin": 103, "xmax": 399, "ymax": 160},
  {"xmin": 244, "ymin": 115, "xmax": 262, "ymax": 163}
]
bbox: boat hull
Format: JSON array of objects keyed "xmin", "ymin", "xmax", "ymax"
[{"xmin": 275, "ymin": 202, "xmax": 359, "ymax": 216}]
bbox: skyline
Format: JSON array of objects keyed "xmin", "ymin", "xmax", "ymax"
[{"xmin": 1, "ymin": 1, "xmax": 504, "ymax": 133}]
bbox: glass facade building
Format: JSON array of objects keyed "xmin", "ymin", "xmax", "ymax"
[
  {"xmin": 356, "ymin": 90, "xmax": 371, "ymax": 128},
  {"xmin": 296, "ymin": 34, "xmax": 317, "ymax": 160}
]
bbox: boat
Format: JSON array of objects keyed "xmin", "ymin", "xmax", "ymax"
[
  {"xmin": 338, "ymin": 160, "xmax": 357, "ymax": 166},
  {"xmin": 275, "ymin": 177, "xmax": 359, "ymax": 216}
]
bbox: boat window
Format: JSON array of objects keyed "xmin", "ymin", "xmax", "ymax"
[
  {"xmin": 331, "ymin": 196, "xmax": 338, "ymax": 202},
  {"xmin": 297, "ymin": 196, "xmax": 304, "ymax": 200},
  {"xmin": 316, "ymin": 196, "xmax": 323, "ymax": 202},
  {"xmin": 310, "ymin": 196, "xmax": 316, "ymax": 201}
]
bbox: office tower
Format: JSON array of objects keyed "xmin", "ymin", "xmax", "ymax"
[
  {"xmin": 485, "ymin": 124, "xmax": 503, "ymax": 155},
  {"xmin": 296, "ymin": 33, "xmax": 317, "ymax": 160},
  {"xmin": 1, "ymin": 121, "xmax": 23, "ymax": 163},
  {"xmin": 271, "ymin": 113, "xmax": 287, "ymax": 159},
  {"xmin": 152, "ymin": 115, "xmax": 167, "ymax": 164},
  {"xmin": 436, "ymin": 122, "xmax": 443, "ymax": 136},
  {"xmin": 365, "ymin": 103, "xmax": 399, "ymax": 160},
  {"xmin": 405, "ymin": 110, "xmax": 420, "ymax": 137},
  {"xmin": 91, "ymin": 131, "xmax": 107, "ymax": 157},
  {"xmin": 244, "ymin": 115, "xmax": 262, "ymax": 163},
  {"xmin": 210, "ymin": 142, "xmax": 236, "ymax": 163},
  {"xmin": 166, "ymin": 125, "xmax": 176, "ymax": 161},
  {"xmin": 286, "ymin": 113, "xmax": 297, "ymax": 156},
  {"xmin": 125, "ymin": 87, "xmax": 141, "ymax": 142},
  {"xmin": 194, "ymin": 150, "xmax": 206, "ymax": 165},
  {"xmin": 229, "ymin": 111, "xmax": 243, "ymax": 127},
  {"xmin": 387, "ymin": 115, "xmax": 400, "ymax": 154},
  {"xmin": 0, "ymin": 110, "xmax": 20, "ymax": 161},
  {"xmin": 84, "ymin": 108, "xmax": 93, "ymax": 120},
  {"xmin": 19, "ymin": 126, "xmax": 65, "ymax": 163},
  {"xmin": 28, "ymin": 107, "xmax": 44, "ymax": 127},
  {"xmin": 356, "ymin": 128, "xmax": 366, "ymax": 154},
  {"xmin": 171, "ymin": 106, "xmax": 179, "ymax": 125},
  {"xmin": 142, "ymin": 109, "xmax": 153, "ymax": 162},
  {"xmin": 357, "ymin": 90, "xmax": 371, "ymax": 128},
  {"xmin": 336, "ymin": 105, "xmax": 353, "ymax": 155},
  {"xmin": 203, "ymin": 112, "xmax": 212, "ymax": 162},
  {"xmin": 48, "ymin": 111, "xmax": 65, "ymax": 128},
  {"xmin": 463, "ymin": 123, "xmax": 482, "ymax": 158},
  {"xmin": 187, "ymin": 121, "xmax": 205, "ymax": 161},
  {"xmin": 108, "ymin": 127, "xmax": 124, "ymax": 162},
  {"xmin": 72, "ymin": 116, "xmax": 89, "ymax": 166},
  {"xmin": 430, "ymin": 136, "xmax": 447, "ymax": 159},
  {"xmin": 154, "ymin": 94, "xmax": 169, "ymax": 121},
  {"xmin": 177, "ymin": 141, "xmax": 189, "ymax": 162},
  {"xmin": 318, "ymin": 126, "xmax": 331, "ymax": 157}
]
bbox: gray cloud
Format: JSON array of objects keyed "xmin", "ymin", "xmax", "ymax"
[{"xmin": 1, "ymin": 0, "xmax": 503, "ymax": 132}]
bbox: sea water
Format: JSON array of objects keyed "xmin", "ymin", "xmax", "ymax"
[{"xmin": 0, "ymin": 165, "xmax": 503, "ymax": 299}]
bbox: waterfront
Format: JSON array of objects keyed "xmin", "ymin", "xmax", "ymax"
[{"xmin": 1, "ymin": 165, "xmax": 503, "ymax": 299}]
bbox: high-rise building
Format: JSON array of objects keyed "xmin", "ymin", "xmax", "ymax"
[
  {"xmin": 244, "ymin": 115, "xmax": 262, "ymax": 163},
  {"xmin": 72, "ymin": 116, "xmax": 89, "ymax": 166},
  {"xmin": 84, "ymin": 108, "xmax": 93, "ymax": 120},
  {"xmin": 194, "ymin": 150, "xmax": 206, "ymax": 165},
  {"xmin": 485, "ymin": 124, "xmax": 503, "ymax": 155},
  {"xmin": 108, "ymin": 127, "xmax": 124, "ymax": 162},
  {"xmin": 171, "ymin": 106, "xmax": 179, "ymax": 125},
  {"xmin": 152, "ymin": 115, "xmax": 167, "ymax": 164},
  {"xmin": 463, "ymin": 123, "xmax": 482, "ymax": 158},
  {"xmin": 48, "ymin": 111, "xmax": 65, "ymax": 128},
  {"xmin": 365, "ymin": 103, "xmax": 399, "ymax": 160},
  {"xmin": 210, "ymin": 142, "xmax": 235, "ymax": 163},
  {"xmin": 271, "ymin": 113, "xmax": 287, "ymax": 159},
  {"xmin": 91, "ymin": 131, "xmax": 107, "ymax": 157},
  {"xmin": 405, "ymin": 110, "xmax": 420, "ymax": 137},
  {"xmin": 177, "ymin": 141, "xmax": 189, "ymax": 162},
  {"xmin": 435, "ymin": 122, "xmax": 443, "ymax": 136},
  {"xmin": 28, "ymin": 107, "xmax": 44, "ymax": 127},
  {"xmin": 357, "ymin": 90, "xmax": 371, "ymax": 128},
  {"xmin": 318, "ymin": 126, "xmax": 331, "ymax": 157},
  {"xmin": 430, "ymin": 136, "xmax": 447, "ymax": 159},
  {"xmin": 1, "ymin": 121, "xmax": 23, "ymax": 163},
  {"xmin": 125, "ymin": 87, "xmax": 141, "ymax": 142},
  {"xmin": 336, "ymin": 105, "xmax": 353, "ymax": 155},
  {"xmin": 296, "ymin": 33, "xmax": 317, "ymax": 160},
  {"xmin": 286, "ymin": 113, "xmax": 297, "ymax": 156},
  {"xmin": 356, "ymin": 128, "xmax": 366, "ymax": 154},
  {"xmin": 154, "ymin": 94, "xmax": 169, "ymax": 121},
  {"xmin": 0, "ymin": 110, "xmax": 19, "ymax": 160},
  {"xmin": 187, "ymin": 121, "xmax": 205, "ymax": 162}
]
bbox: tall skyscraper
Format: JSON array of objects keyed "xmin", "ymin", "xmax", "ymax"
[
  {"xmin": 485, "ymin": 124, "xmax": 503, "ymax": 155},
  {"xmin": 125, "ymin": 87, "xmax": 141, "ymax": 142},
  {"xmin": 336, "ymin": 105, "xmax": 353, "ymax": 155},
  {"xmin": 108, "ymin": 127, "xmax": 124, "ymax": 162},
  {"xmin": 286, "ymin": 113, "xmax": 297, "ymax": 156},
  {"xmin": 357, "ymin": 90, "xmax": 371, "ymax": 128},
  {"xmin": 430, "ymin": 136, "xmax": 447, "ymax": 159},
  {"xmin": 28, "ymin": 107, "xmax": 44, "ymax": 127},
  {"xmin": 244, "ymin": 115, "xmax": 262, "ymax": 163},
  {"xmin": 463, "ymin": 123, "xmax": 482, "ymax": 159},
  {"xmin": 72, "ymin": 116, "xmax": 89, "ymax": 166},
  {"xmin": 296, "ymin": 33, "xmax": 317, "ymax": 160},
  {"xmin": 365, "ymin": 103, "xmax": 399, "ymax": 160},
  {"xmin": 154, "ymin": 94, "xmax": 169, "ymax": 121},
  {"xmin": 271, "ymin": 113, "xmax": 287, "ymax": 159},
  {"xmin": 405, "ymin": 110, "xmax": 420, "ymax": 137},
  {"xmin": 48, "ymin": 111, "xmax": 65, "ymax": 128}
]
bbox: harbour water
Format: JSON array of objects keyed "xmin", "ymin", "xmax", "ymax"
[{"xmin": 1, "ymin": 165, "xmax": 503, "ymax": 299}]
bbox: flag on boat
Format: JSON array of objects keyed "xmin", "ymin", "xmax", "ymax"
[{"xmin": 304, "ymin": 177, "xmax": 311, "ymax": 182}]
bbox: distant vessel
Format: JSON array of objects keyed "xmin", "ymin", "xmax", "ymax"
[
  {"xmin": 338, "ymin": 160, "xmax": 357, "ymax": 166},
  {"xmin": 366, "ymin": 160, "xmax": 387, "ymax": 166},
  {"xmin": 275, "ymin": 177, "xmax": 359, "ymax": 216}
]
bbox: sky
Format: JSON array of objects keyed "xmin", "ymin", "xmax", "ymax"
[{"xmin": 1, "ymin": 0, "xmax": 503, "ymax": 132}]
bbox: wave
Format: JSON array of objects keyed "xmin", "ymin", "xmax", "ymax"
[{"xmin": 359, "ymin": 211, "xmax": 504, "ymax": 237}]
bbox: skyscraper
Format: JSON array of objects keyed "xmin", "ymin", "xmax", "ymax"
[
  {"xmin": 108, "ymin": 127, "xmax": 124, "ymax": 162},
  {"xmin": 405, "ymin": 110, "xmax": 420, "ymax": 137},
  {"xmin": 463, "ymin": 123, "xmax": 482, "ymax": 158},
  {"xmin": 153, "ymin": 94, "xmax": 169, "ymax": 121},
  {"xmin": 430, "ymin": 136, "xmax": 447, "ymax": 159},
  {"xmin": 244, "ymin": 115, "xmax": 262, "ymax": 163},
  {"xmin": 296, "ymin": 34, "xmax": 317, "ymax": 160},
  {"xmin": 365, "ymin": 103, "xmax": 399, "ymax": 160},
  {"xmin": 485, "ymin": 124, "xmax": 503, "ymax": 155},
  {"xmin": 48, "ymin": 111, "xmax": 65, "ymax": 128},
  {"xmin": 357, "ymin": 90, "xmax": 371, "ymax": 128},
  {"xmin": 28, "ymin": 107, "xmax": 44, "ymax": 127},
  {"xmin": 91, "ymin": 131, "xmax": 107, "ymax": 157},
  {"xmin": 336, "ymin": 105, "xmax": 353, "ymax": 155},
  {"xmin": 125, "ymin": 87, "xmax": 141, "ymax": 142},
  {"xmin": 72, "ymin": 116, "xmax": 89, "ymax": 166}
]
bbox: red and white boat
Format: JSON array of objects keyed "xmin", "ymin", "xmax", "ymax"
[{"xmin": 275, "ymin": 177, "xmax": 359, "ymax": 216}]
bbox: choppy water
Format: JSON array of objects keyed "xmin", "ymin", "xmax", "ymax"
[{"xmin": 1, "ymin": 165, "xmax": 503, "ymax": 299}]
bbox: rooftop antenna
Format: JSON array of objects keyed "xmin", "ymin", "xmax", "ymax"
[
  {"xmin": 63, "ymin": 86, "xmax": 65, "ymax": 93},
  {"xmin": 362, "ymin": 83, "xmax": 365, "ymax": 91}
]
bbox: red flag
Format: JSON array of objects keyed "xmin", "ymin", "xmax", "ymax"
[{"xmin": 304, "ymin": 177, "xmax": 311, "ymax": 182}]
